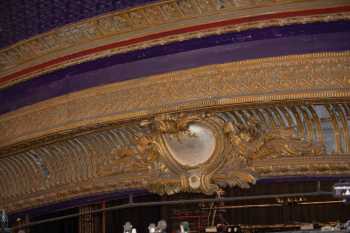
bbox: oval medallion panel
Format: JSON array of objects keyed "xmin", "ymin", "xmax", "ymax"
[{"xmin": 163, "ymin": 122, "xmax": 216, "ymax": 167}]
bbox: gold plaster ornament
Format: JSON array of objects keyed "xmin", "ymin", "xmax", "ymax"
[
  {"xmin": 116, "ymin": 113, "xmax": 324, "ymax": 195},
  {"xmin": 1, "ymin": 102, "xmax": 350, "ymax": 213}
]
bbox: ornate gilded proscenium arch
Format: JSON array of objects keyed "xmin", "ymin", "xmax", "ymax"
[
  {"xmin": 1, "ymin": 102, "xmax": 349, "ymax": 213},
  {"xmin": 1, "ymin": 0, "xmax": 350, "ymax": 216}
]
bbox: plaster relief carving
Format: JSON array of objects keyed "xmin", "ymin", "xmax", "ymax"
[
  {"xmin": 113, "ymin": 113, "xmax": 324, "ymax": 195},
  {"xmin": 1, "ymin": 103, "xmax": 350, "ymax": 213}
]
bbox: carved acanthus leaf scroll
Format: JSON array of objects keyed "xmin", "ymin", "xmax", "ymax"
[{"xmin": 224, "ymin": 118, "xmax": 325, "ymax": 161}]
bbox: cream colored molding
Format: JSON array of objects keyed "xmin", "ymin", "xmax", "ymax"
[
  {"xmin": 0, "ymin": 52, "xmax": 349, "ymax": 150},
  {"xmin": 0, "ymin": 0, "xmax": 349, "ymax": 88}
]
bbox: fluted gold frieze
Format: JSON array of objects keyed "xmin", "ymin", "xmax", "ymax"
[{"xmin": 1, "ymin": 102, "xmax": 350, "ymax": 213}]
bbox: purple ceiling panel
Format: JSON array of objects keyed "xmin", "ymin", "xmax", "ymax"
[{"xmin": 0, "ymin": 0, "xmax": 157, "ymax": 48}]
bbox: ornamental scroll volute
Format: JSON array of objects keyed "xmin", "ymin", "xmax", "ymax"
[{"xmin": 122, "ymin": 112, "xmax": 324, "ymax": 195}]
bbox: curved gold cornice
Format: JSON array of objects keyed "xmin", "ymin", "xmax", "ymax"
[
  {"xmin": 0, "ymin": 0, "xmax": 349, "ymax": 88},
  {"xmin": 0, "ymin": 51, "xmax": 349, "ymax": 151}
]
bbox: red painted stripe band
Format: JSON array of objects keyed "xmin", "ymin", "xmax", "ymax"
[{"xmin": 1, "ymin": 5, "xmax": 350, "ymax": 86}]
